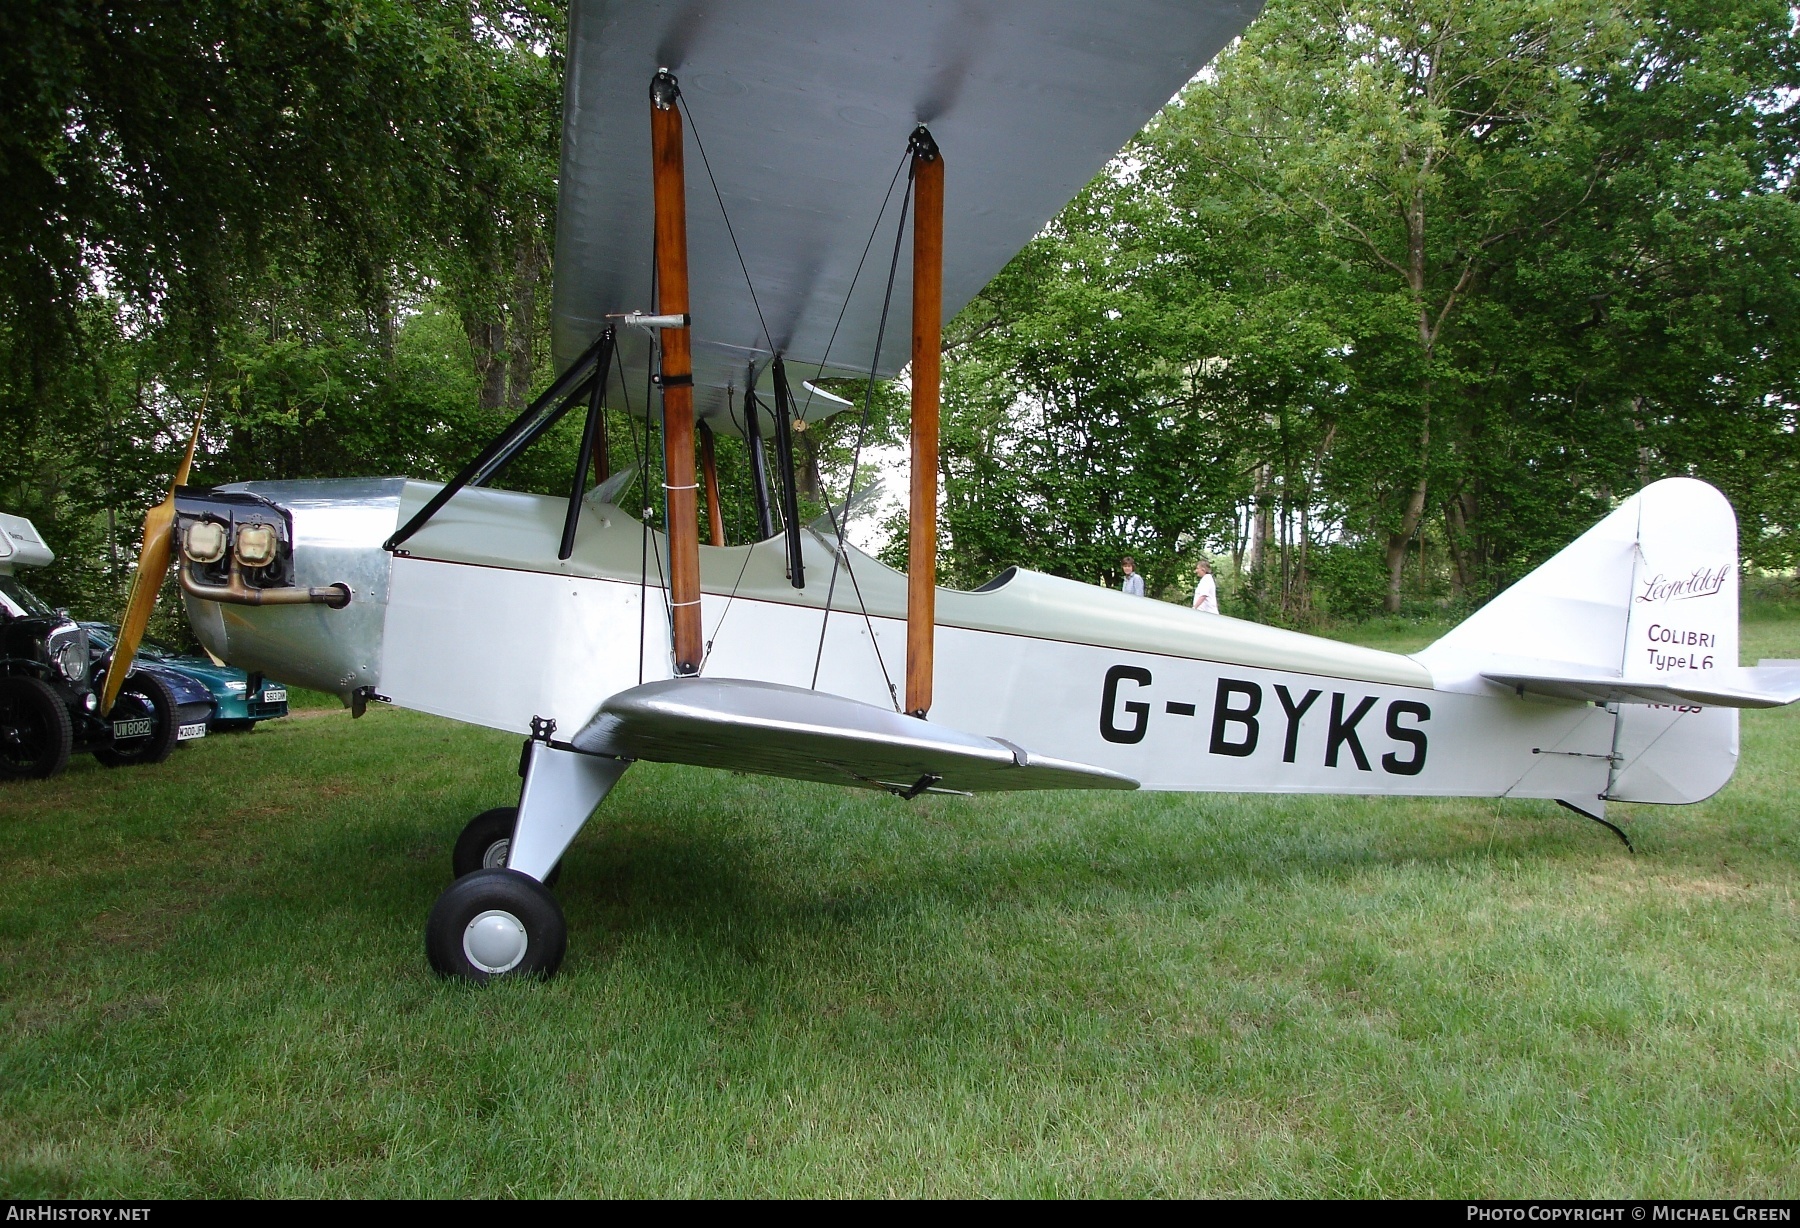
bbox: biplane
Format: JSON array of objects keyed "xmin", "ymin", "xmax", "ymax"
[{"xmin": 98, "ymin": 0, "xmax": 1800, "ymax": 981}]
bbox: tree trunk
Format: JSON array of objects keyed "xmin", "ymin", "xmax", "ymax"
[
  {"xmin": 1249, "ymin": 464, "xmax": 1272, "ymax": 587},
  {"xmin": 1386, "ymin": 186, "xmax": 1434, "ymax": 615},
  {"xmin": 505, "ymin": 240, "xmax": 547, "ymax": 410},
  {"xmin": 1384, "ymin": 462, "xmax": 1429, "ymax": 614},
  {"xmin": 1631, "ymin": 396, "xmax": 1651, "ymax": 489},
  {"xmin": 795, "ymin": 426, "xmax": 822, "ymax": 500},
  {"xmin": 1296, "ymin": 497, "xmax": 1310, "ymax": 616},
  {"xmin": 468, "ymin": 320, "xmax": 507, "ymax": 412},
  {"xmin": 1444, "ymin": 492, "xmax": 1477, "ymax": 596}
]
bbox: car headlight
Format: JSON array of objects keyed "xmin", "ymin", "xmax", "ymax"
[
  {"xmin": 225, "ymin": 680, "xmax": 247, "ymax": 693},
  {"xmin": 235, "ymin": 522, "xmax": 279, "ymax": 569},
  {"xmin": 48, "ymin": 626, "xmax": 90, "ymax": 685}
]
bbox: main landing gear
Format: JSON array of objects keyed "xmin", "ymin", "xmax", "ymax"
[
  {"xmin": 425, "ymin": 727, "xmax": 629, "ymax": 983},
  {"xmin": 451, "ymin": 806, "xmax": 562, "ymax": 887},
  {"xmin": 426, "ymin": 868, "xmax": 567, "ymax": 981}
]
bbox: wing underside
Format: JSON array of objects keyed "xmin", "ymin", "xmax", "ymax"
[{"xmin": 553, "ymin": 0, "xmax": 1261, "ymax": 436}]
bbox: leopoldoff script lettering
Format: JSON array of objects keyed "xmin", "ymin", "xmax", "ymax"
[{"xmin": 1637, "ymin": 565, "xmax": 1730, "ymax": 605}]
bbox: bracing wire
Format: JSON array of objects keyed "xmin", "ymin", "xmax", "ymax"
[
  {"xmin": 670, "ymin": 89, "xmax": 914, "ymax": 694},
  {"xmin": 678, "ymin": 89, "xmax": 780, "ymax": 676},
  {"xmin": 623, "ymin": 232, "xmax": 673, "ymax": 681},
  {"xmin": 615, "ymin": 332, "xmax": 652, "ymax": 685},
  {"xmin": 698, "ymin": 381, "xmax": 760, "ymax": 674},
  {"xmin": 799, "ymin": 153, "xmax": 910, "ymax": 421},
  {"xmin": 647, "ymin": 331, "xmax": 671, "ymax": 622},
  {"xmin": 698, "ymin": 147, "xmax": 912, "ymax": 683},
  {"xmin": 679, "ymin": 95, "xmax": 774, "ymax": 355},
  {"xmin": 809, "ymin": 163, "xmax": 915, "ymax": 704}
]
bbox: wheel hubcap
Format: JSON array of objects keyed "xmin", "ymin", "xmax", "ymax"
[
  {"xmin": 482, "ymin": 838, "xmax": 510, "ymax": 870},
  {"xmin": 463, "ymin": 909, "xmax": 528, "ymax": 974}
]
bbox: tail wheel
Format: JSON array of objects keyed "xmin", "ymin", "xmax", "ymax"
[
  {"xmin": 0, "ymin": 676, "xmax": 73, "ymax": 780},
  {"xmin": 451, "ymin": 806, "xmax": 562, "ymax": 887},
  {"xmin": 425, "ymin": 868, "xmax": 567, "ymax": 983},
  {"xmin": 94, "ymin": 673, "xmax": 180, "ymax": 768}
]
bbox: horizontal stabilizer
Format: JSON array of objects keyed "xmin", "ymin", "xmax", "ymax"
[
  {"xmin": 573, "ymin": 678, "xmax": 1139, "ymax": 795},
  {"xmin": 1483, "ymin": 658, "xmax": 1800, "ymax": 710}
]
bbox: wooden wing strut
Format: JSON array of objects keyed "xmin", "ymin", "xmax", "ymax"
[
  {"xmin": 651, "ymin": 68, "xmax": 703, "ymax": 674},
  {"xmin": 699, "ymin": 420, "xmax": 725, "ymax": 547},
  {"xmin": 906, "ymin": 127, "xmax": 943, "ymax": 718}
]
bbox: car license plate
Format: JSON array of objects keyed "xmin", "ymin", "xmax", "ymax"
[
  {"xmin": 112, "ymin": 717, "xmax": 153, "ymax": 739},
  {"xmin": 177, "ymin": 722, "xmax": 207, "ymax": 741},
  {"xmin": 261, "ymin": 687, "xmax": 287, "ymax": 704}
]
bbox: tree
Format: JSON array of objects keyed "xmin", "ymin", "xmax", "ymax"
[{"xmin": 0, "ymin": 1, "xmax": 567, "ymax": 621}]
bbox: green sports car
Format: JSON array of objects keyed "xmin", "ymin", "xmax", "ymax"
[{"xmin": 82, "ymin": 623, "xmax": 290, "ymax": 732}]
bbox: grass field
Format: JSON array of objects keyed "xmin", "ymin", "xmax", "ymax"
[{"xmin": 2, "ymin": 613, "xmax": 1798, "ymax": 1197}]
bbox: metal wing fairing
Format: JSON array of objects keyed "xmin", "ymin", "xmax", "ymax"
[
  {"xmin": 553, "ymin": 0, "xmax": 1262, "ymax": 437},
  {"xmin": 573, "ymin": 678, "xmax": 1138, "ymax": 795}
]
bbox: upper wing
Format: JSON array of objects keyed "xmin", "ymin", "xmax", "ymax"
[{"xmin": 552, "ymin": 0, "xmax": 1262, "ymax": 435}]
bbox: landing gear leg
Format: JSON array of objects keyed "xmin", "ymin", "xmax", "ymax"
[
  {"xmin": 505, "ymin": 740, "xmax": 631, "ymax": 883},
  {"xmin": 452, "ymin": 806, "xmax": 562, "ymax": 888},
  {"xmin": 426, "ymin": 730, "xmax": 630, "ymax": 982}
]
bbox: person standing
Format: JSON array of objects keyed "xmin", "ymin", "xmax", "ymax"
[
  {"xmin": 1192, "ymin": 559, "xmax": 1219, "ymax": 614},
  {"xmin": 1121, "ymin": 556, "xmax": 1145, "ymax": 597}
]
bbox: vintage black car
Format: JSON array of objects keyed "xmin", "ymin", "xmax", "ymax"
[{"xmin": 0, "ymin": 514, "xmax": 206, "ymax": 780}]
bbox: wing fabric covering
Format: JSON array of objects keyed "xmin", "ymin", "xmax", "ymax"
[
  {"xmin": 573, "ymin": 678, "xmax": 1138, "ymax": 794},
  {"xmin": 553, "ymin": 0, "xmax": 1263, "ymax": 437}
]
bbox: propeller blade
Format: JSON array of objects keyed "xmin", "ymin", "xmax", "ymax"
[{"xmin": 100, "ymin": 406, "xmax": 204, "ymax": 717}]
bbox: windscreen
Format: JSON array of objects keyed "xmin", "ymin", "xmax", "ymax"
[{"xmin": 0, "ymin": 575, "xmax": 53, "ymax": 618}]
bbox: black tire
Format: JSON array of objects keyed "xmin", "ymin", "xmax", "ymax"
[
  {"xmin": 425, "ymin": 868, "xmax": 567, "ymax": 983},
  {"xmin": 0, "ymin": 675, "xmax": 73, "ymax": 781},
  {"xmin": 452, "ymin": 806, "xmax": 561, "ymax": 887},
  {"xmin": 94, "ymin": 673, "xmax": 180, "ymax": 768}
]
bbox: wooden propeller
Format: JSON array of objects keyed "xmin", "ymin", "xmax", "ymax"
[{"xmin": 100, "ymin": 407, "xmax": 205, "ymax": 717}]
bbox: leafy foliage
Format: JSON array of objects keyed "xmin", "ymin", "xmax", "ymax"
[
  {"xmin": 0, "ymin": 0, "xmax": 564, "ymax": 625},
  {"xmin": 3, "ymin": 0, "xmax": 1797, "ymax": 635},
  {"xmin": 922, "ymin": 0, "xmax": 1800, "ymax": 621}
]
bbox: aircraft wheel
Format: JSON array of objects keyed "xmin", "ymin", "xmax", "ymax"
[
  {"xmin": 0, "ymin": 676, "xmax": 73, "ymax": 781},
  {"xmin": 94, "ymin": 674, "xmax": 179, "ymax": 768},
  {"xmin": 425, "ymin": 868, "xmax": 567, "ymax": 983},
  {"xmin": 451, "ymin": 806, "xmax": 560, "ymax": 887}
]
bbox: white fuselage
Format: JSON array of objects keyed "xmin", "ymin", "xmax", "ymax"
[{"xmin": 185, "ymin": 479, "xmax": 1737, "ymax": 808}]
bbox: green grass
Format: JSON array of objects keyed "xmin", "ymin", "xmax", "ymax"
[{"xmin": 2, "ymin": 617, "xmax": 1798, "ymax": 1196}]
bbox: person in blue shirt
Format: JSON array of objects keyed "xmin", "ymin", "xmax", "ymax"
[{"xmin": 1121, "ymin": 556, "xmax": 1145, "ymax": 598}]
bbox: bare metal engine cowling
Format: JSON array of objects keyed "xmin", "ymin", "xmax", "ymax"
[{"xmin": 179, "ymin": 478, "xmax": 404, "ymax": 702}]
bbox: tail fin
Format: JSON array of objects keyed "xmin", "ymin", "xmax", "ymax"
[{"xmin": 1415, "ymin": 477, "xmax": 1795, "ymax": 806}]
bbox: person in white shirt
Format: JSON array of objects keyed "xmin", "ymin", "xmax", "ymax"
[
  {"xmin": 1120, "ymin": 556, "xmax": 1145, "ymax": 597},
  {"xmin": 1192, "ymin": 559, "xmax": 1219, "ymax": 613}
]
